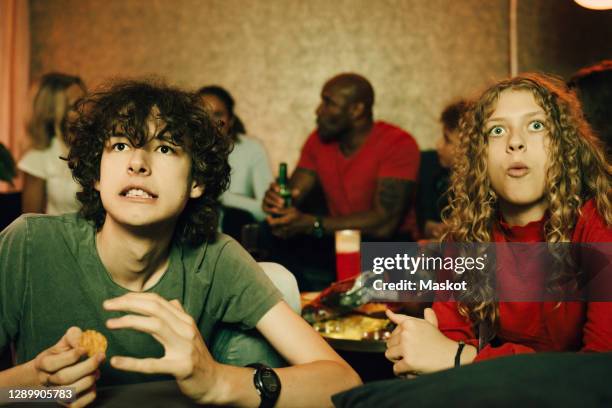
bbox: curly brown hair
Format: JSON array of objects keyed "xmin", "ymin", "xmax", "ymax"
[
  {"xmin": 441, "ymin": 73, "xmax": 612, "ymax": 329},
  {"xmin": 68, "ymin": 79, "xmax": 231, "ymax": 246}
]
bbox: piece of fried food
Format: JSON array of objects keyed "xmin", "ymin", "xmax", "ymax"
[
  {"xmin": 79, "ymin": 330, "xmax": 108, "ymax": 357},
  {"xmin": 355, "ymin": 302, "xmax": 388, "ymax": 315}
]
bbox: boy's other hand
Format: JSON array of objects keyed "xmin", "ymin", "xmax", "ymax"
[
  {"xmin": 33, "ymin": 326, "xmax": 104, "ymax": 408},
  {"xmin": 104, "ymin": 293, "xmax": 221, "ymax": 404}
]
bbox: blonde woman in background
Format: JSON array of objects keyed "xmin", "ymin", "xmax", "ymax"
[{"xmin": 18, "ymin": 73, "xmax": 86, "ymax": 214}]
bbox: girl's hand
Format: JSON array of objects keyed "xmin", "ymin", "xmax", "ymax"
[{"xmin": 384, "ymin": 308, "xmax": 458, "ymax": 376}]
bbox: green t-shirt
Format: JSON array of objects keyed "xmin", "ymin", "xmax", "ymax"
[{"xmin": 0, "ymin": 213, "xmax": 282, "ymax": 386}]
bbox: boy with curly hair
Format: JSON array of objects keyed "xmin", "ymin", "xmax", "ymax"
[{"xmin": 0, "ymin": 80, "xmax": 360, "ymax": 407}]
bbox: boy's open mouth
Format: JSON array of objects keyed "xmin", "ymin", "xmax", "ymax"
[{"xmin": 120, "ymin": 187, "xmax": 158, "ymax": 199}]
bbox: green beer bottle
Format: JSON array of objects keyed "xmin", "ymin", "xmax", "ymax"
[{"xmin": 278, "ymin": 162, "xmax": 292, "ymax": 208}]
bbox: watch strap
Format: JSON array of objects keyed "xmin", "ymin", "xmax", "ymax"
[
  {"xmin": 454, "ymin": 340, "xmax": 466, "ymax": 368},
  {"xmin": 247, "ymin": 363, "xmax": 281, "ymax": 408}
]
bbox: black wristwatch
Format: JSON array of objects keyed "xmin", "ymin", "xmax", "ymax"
[{"xmin": 247, "ymin": 363, "xmax": 281, "ymax": 408}]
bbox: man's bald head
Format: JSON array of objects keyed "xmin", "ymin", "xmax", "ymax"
[
  {"xmin": 315, "ymin": 73, "xmax": 375, "ymax": 142},
  {"xmin": 325, "ymin": 73, "xmax": 375, "ymax": 114}
]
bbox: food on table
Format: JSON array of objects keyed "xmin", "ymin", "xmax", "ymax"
[
  {"xmin": 355, "ymin": 302, "xmax": 388, "ymax": 315},
  {"xmin": 312, "ymin": 315, "xmax": 393, "ymax": 341}
]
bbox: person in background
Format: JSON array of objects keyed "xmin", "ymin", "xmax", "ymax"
[
  {"xmin": 568, "ymin": 60, "xmax": 612, "ymax": 157},
  {"xmin": 418, "ymin": 99, "xmax": 471, "ymax": 240},
  {"xmin": 263, "ymin": 73, "xmax": 420, "ymax": 241},
  {"xmin": 18, "ymin": 72, "xmax": 86, "ymax": 214},
  {"xmin": 262, "ymin": 73, "xmax": 420, "ymax": 289},
  {"xmin": 263, "ymin": 73, "xmax": 419, "ymax": 240},
  {"xmin": 0, "ymin": 80, "xmax": 361, "ymax": 407},
  {"xmin": 385, "ymin": 73, "xmax": 611, "ymax": 376},
  {"xmin": 197, "ymin": 86, "xmax": 273, "ymax": 224}
]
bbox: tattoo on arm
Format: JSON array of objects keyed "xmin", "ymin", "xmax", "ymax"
[{"xmin": 378, "ymin": 178, "xmax": 414, "ymax": 214}]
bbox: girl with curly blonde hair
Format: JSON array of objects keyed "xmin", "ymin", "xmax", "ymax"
[{"xmin": 385, "ymin": 73, "xmax": 612, "ymax": 377}]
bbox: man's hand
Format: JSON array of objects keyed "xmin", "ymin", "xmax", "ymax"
[
  {"xmin": 262, "ymin": 182, "xmax": 284, "ymax": 215},
  {"xmin": 262, "ymin": 182, "xmax": 301, "ymax": 216},
  {"xmin": 103, "ymin": 293, "xmax": 220, "ymax": 404},
  {"xmin": 266, "ymin": 207, "xmax": 315, "ymax": 238},
  {"xmin": 263, "ymin": 180, "xmax": 313, "ymax": 238},
  {"xmin": 33, "ymin": 326, "xmax": 104, "ymax": 408},
  {"xmin": 384, "ymin": 308, "xmax": 458, "ymax": 376}
]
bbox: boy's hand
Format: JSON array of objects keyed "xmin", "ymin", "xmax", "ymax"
[
  {"xmin": 33, "ymin": 326, "xmax": 104, "ymax": 408},
  {"xmin": 104, "ymin": 293, "xmax": 220, "ymax": 404},
  {"xmin": 384, "ymin": 308, "xmax": 457, "ymax": 376}
]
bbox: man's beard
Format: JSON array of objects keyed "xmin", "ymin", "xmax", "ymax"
[{"xmin": 317, "ymin": 119, "xmax": 351, "ymax": 143}]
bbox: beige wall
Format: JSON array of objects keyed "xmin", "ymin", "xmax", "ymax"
[{"xmin": 30, "ymin": 0, "xmax": 612, "ymax": 170}]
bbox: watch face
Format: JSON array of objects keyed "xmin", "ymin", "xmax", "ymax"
[{"xmin": 261, "ymin": 370, "xmax": 280, "ymax": 393}]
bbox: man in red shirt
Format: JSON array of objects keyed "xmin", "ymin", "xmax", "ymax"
[{"xmin": 263, "ymin": 73, "xmax": 420, "ymax": 243}]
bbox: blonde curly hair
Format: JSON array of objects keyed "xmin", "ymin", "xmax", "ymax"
[{"xmin": 441, "ymin": 73, "xmax": 612, "ymax": 330}]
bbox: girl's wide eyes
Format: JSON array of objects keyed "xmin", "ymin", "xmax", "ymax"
[
  {"xmin": 487, "ymin": 120, "xmax": 546, "ymax": 137},
  {"xmin": 528, "ymin": 120, "xmax": 546, "ymax": 131},
  {"xmin": 488, "ymin": 126, "xmax": 505, "ymax": 137}
]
